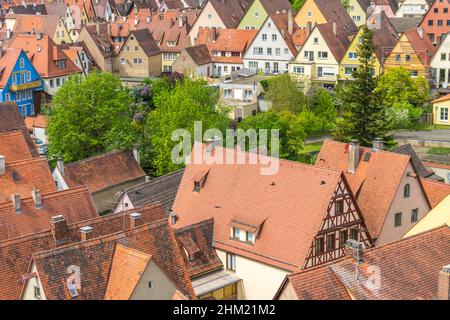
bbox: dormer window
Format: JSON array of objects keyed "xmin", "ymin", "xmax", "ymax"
[
  {"xmin": 229, "ymin": 214, "xmax": 266, "ymax": 245},
  {"xmin": 167, "ymin": 41, "xmax": 176, "ymax": 47},
  {"xmin": 193, "ymin": 181, "xmax": 200, "ymax": 192},
  {"xmin": 56, "ymin": 59, "xmax": 66, "ymax": 69},
  {"xmin": 193, "ymin": 168, "xmax": 210, "ymax": 193}
]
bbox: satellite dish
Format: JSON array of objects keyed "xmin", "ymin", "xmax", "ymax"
[{"xmin": 443, "ymin": 82, "xmax": 448, "ymax": 89}]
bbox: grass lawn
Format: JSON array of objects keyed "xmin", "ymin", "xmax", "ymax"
[
  {"xmin": 415, "ymin": 124, "xmax": 450, "ymax": 131},
  {"xmin": 427, "ymin": 147, "xmax": 450, "ymax": 155},
  {"xmin": 300, "ymin": 142, "xmax": 323, "ymax": 154}
]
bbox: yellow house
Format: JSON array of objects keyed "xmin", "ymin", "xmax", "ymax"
[
  {"xmin": 294, "ymin": 0, "xmax": 358, "ymax": 36},
  {"xmin": 404, "ymin": 194, "xmax": 450, "ymax": 238},
  {"xmin": 384, "ymin": 28, "xmax": 436, "ymax": 79},
  {"xmin": 339, "ymin": 25, "xmax": 397, "ymax": 81},
  {"xmin": 346, "ymin": 0, "xmax": 371, "ymax": 27},
  {"xmin": 432, "ymin": 94, "xmax": 450, "ymax": 126}
]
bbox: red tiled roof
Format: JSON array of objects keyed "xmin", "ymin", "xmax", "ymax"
[
  {"xmin": 421, "ymin": 178, "xmax": 450, "ymax": 208},
  {"xmin": 0, "ymin": 157, "xmax": 56, "ymax": 204},
  {"xmin": 283, "ymin": 225, "xmax": 450, "ymax": 300},
  {"xmin": 172, "ymin": 143, "xmax": 348, "ymax": 271},
  {"xmin": 0, "ymin": 48, "xmax": 22, "ymax": 89},
  {"xmin": 0, "ymin": 203, "xmax": 165, "ymax": 300},
  {"xmin": 316, "ymin": 140, "xmax": 419, "ymax": 238},
  {"xmin": 403, "ymin": 28, "xmax": 436, "ymax": 67},
  {"xmin": 0, "ymin": 186, "xmax": 98, "ymax": 241},
  {"xmin": 423, "ymin": 161, "xmax": 450, "ymax": 170},
  {"xmin": 62, "ymin": 150, "xmax": 146, "ymax": 193},
  {"xmin": 0, "ymin": 102, "xmax": 26, "ymax": 133},
  {"xmin": 31, "ymin": 218, "xmax": 195, "ymax": 299},
  {"xmin": 24, "ymin": 115, "xmax": 48, "ymax": 129},
  {"xmin": 0, "ymin": 131, "xmax": 34, "ymax": 163},
  {"xmin": 432, "ymin": 93, "xmax": 450, "ymax": 104}
]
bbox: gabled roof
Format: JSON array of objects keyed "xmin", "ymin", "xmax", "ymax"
[
  {"xmin": 9, "ymin": 34, "xmax": 82, "ymax": 78},
  {"xmin": 0, "ymin": 202, "xmax": 165, "ymax": 300},
  {"xmin": 31, "ymin": 218, "xmax": 195, "ymax": 299},
  {"xmin": 208, "ymin": 0, "xmax": 253, "ymax": 29},
  {"xmin": 172, "ymin": 143, "xmax": 348, "ymax": 271},
  {"xmin": 270, "ymin": 11, "xmax": 299, "ymax": 56},
  {"xmin": 8, "ymin": 4, "xmax": 47, "ymax": 15},
  {"xmin": 403, "ymin": 28, "xmax": 436, "ymax": 67},
  {"xmin": 24, "ymin": 115, "xmax": 48, "ymax": 129},
  {"xmin": 0, "ymin": 131, "xmax": 35, "ymax": 163},
  {"xmin": 356, "ymin": 0, "xmax": 372, "ymax": 11},
  {"xmin": 62, "ymin": 150, "xmax": 146, "ymax": 193},
  {"xmin": 258, "ymin": 0, "xmax": 293, "ymax": 15},
  {"xmin": 309, "ymin": 0, "xmax": 358, "ymax": 36},
  {"xmin": 420, "ymin": 178, "xmax": 450, "ymax": 208},
  {"xmin": 128, "ymin": 28, "xmax": 161, "ymax": 56},
  {"xmin": 0, "ymin": 47, "xmax": 22, "ymax": 89},
  {"xmin": 366, "ymin": 11, "xmax": 399, "ymax": 62},
  {"xmin": 315, "ymin": 140, "xmax": 424, "ymax": 239},
  {"xmin": 174, "ymin": 219, "xmax": 223, "ymax": 278},
  {"xmin": 388, "ymin": 16, "xmax": 421, "ymax": 34},
  {"xmin": 281, "ymin": 225, "xmax": 450, "ymax": 300},
  {"xmin": 0, "ymin": 102, "xmax": 26, "ymax": 133},
  {"xmin": 83, "ymin": 23, "xmax": 115, "ymax": 57},
  {"xmin": 394, "ymin": 144, "xmax": 434, "ymax": 178},
  {"xmin": 4, "ymin": 13, "xmax": 62, "ymax": 38},
  {"xmin": 44, "ymin": 2, "xmax": 68, "ymax": 17},
  {"xmin": 184, "ymin": 44, "xmax": 212, "ymax": 65},
  {"xmin": 0, "ymin": 157, "xmax": 56, "ymax": 204},
  {"xmin": 118, "ymin": 168, "xmax": 184, "ymax": 212},
  {"xmin": 374, "ymin": 0, "xmax": 399, "ymax": 11},
  {"xmin": 0, "ymin": 186, "xmax": 98, "ymax": 241},
  {"xmin": 432, "ymin": 93, "xmax": 450, "ymax": 103},
  {"xmin": 316, "ymin": 23, "xmax": 350, "ymax": 61}
]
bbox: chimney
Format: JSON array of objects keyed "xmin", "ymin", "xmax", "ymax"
[
  {"xmin": 147, "ymin": 16, "xmax": 151, "ymax": 23},
  {"xmin": 145, "ymin": 175, "xmax": 151, "ymax": 182},
  {"xmin": 345, "ymin": 239, "xmax": 364, "ymax": 264},
  {"xmin": 107, "ymin": 22, "xmax": 111, "ymax": 35},
  {"xmin": 372, "ymin": 138, "xmax": 384, "ymax": 151},
  {"xmin": 0, "ymin": 46, "xmax": 3, "ymax": 58},
  {"xmin": 288, "ymin": 8, "xmax": 293, "ymax": 35},
  {"xmin": 132, "ymin": 145, "xmax": 140, "ymax": 165},
  {"xmin": 51, "ymin": 215, "xmax": 68, "ymax": 244},
  {"xmin": 80, "ymin": 226, "xmax": 93, "ymax": 241},
  {"xmin": 6, "ymin": 29, "xmax": 12, "ymax": 39},
  {"xmin": 31, "ymin": 189, "xmax": 42, "ymax": 209},
  {"xmin": 332, "ymin": 22, "xmax": 337, "ymax": 36},
  {"xmin": 37, "ymin": 32, "xmax": 43, "ymax": 40},
  {"xmin": 96, "ymin": 21, "xmax": 100, "ymax": 35},
  {"xmin": 348, "ymin": 140, "xmax": 360, "ymax": 174},
  {"xmin": 11, "ymin": 193, "xmax": 21, "ymax": 213},
  {"xmin": 205, "ymin": 136, "xmax": 221, "ymax": 155},
  {"xmin": 129, "ymin": 212, "xmax": 141, "ymax": 229},
  {"xmin": 134, "ymin": 18, "xmax": 139, "ymax": 27},
  {"xmin": 211, "ymin": 27, "xmax": 217, "ymax": 42},
  {"xmin": 112, "ymin": 13, "xmax": 116, "ymax": 22},
  {"xmin": 0, "ymin": 155, "xmax": 5, "ymax": 175},
  {"xmin": 438, "ymin": 265, "xmax": 450, "ymax": 300},
  {"xmin": 417, "ymin": 27, "xmax": 424, "ymax": 39},
  {"xmin": 178, "ymin": 16, "xmax": 183, "ymax": 28},
  {"xmin": 123, "ymin": 16, "xmax": 127, "ymax": 22},
  {"xmin": 57, "ymin": 157, "xmax": 64, "ymax": 174},
  {"xmin": 169, "ymin": 210, "xmax": 177, "ymax": 225}
]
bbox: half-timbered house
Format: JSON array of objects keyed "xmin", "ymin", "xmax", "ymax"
[{"xmin": 171, "ymin": 143, "xmax": 372, "ymax": 299}]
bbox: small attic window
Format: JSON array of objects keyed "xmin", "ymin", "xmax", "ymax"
[
  {"xmin": 67, "ymin": 282, "xmax": 78, "ymax": 298},
  {"xmin": 193, "ymin": 181, "xmax": 200, "ymax": 192},
  {"xmin": 193, "ymin": 169, "xmax": 210, "ymax": 192},
  {"xmin": 12, "ymin": 171, "xmax": 20, "ymax": 182},
  {"xmin": 363, "ymin": 152, "xmax": 371, "ymax": 162}
]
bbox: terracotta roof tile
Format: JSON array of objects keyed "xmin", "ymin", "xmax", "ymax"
[
  {"xmin": 421, "ymin": 178, "xmax": 450, "ymax": 208},
  {"xmin": 173, "ymin": 144, "xmax": 348, "ymax": 271},
  {"xmin": 284, "ymin": 225, "xmax": 450, "ymax": 300},
  {"xmin": 394, "ymin": 144, "xmax": 434, "ymax": 178},
  {"xmin": 0, "ymin": 102, "xmax": 25, "ymax": 133},
  {"xmin": 316, "ymin": 23, "xmax": 351, "ymax": 61},
  {"xmin": 0, "ymin": 203, "xmax": 165, "ymax": 299},
  {"xmin": 24, "ymin": 115, "xmax": 48, "ymax": 129},
  {"xmin": 209, "ymin": 0, "xmax": 253, "ymax": 29},
  {"xmin": 62, "ymin": 150, "xmax": 146, "ymax": 193},
  {"xmin": 432, "ymin": 93, "xmax": 450, "ymax": 103},
  {"xmin": 0, "ymin": 48, "xmax": 23, "ymax": 89},
  {"xmin": 312, "ymin": 0, "xmax": 358, "ymax": 36},
  {"xmin": 0, "ymin": 157, "xmax": 56, "ymax": 204},
  {"xmin": 404, "ymin": 28, "xmax": 436, "ymax": 67},
  {"xmin": 184, "ymin": 44, "xmax": 212, "ymax": 65},
  {"xmin": 0, "ymin": 131, "xmax": 34, "ymax": 163},
  {"xmin": 316, "ymin": 140, "xmax": 417, "ymax": 238},
  {"xmin": 0, "ymin": 186, "xmax": 98, "ymax": 241}
]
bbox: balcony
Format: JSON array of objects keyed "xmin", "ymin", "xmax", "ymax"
[{"xmin": 9, "ymin": 80, "xmax": 42, "ymax": 92}]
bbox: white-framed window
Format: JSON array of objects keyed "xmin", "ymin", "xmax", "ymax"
[
  {"xmin": 17, "ymin": 92, "xmax": 21, "ymax": 101},
  {"xmin": 318, "ymin": 51, "xmax": 328, "ymax": 59},
  {"xmin": 307, "ymin": 10, "xmax": 312, "ymax": 17},
  {"xmin": 223, "ymin": 89, "xmax": 232, "ymax": 98},
  {"xmin": 207, "ymin": 13, "xmax": 212, "ymax": 19},
  {"xmin": 12, "ymin": 74, "xmax": 17, "ymax": 84},
  {"xmin": 255, "ymin": 11, "xmax": 259, "ymax": 17},
  {"xmin": 27, "ymin": 71, "xmax": 31, "ymax": 81},
  {"xmin": 313, "ymin": 37, "xmax": 319, "ymax": 44},
  {"xmin": 411, "ymin": 70, "xmax": 418, "ymax": 77},
  {"xmin": 49, "ymin": 79, "xmax": 54, "ymax": 87},
  {"xmin": 262, "ymin": 34, "xmax": 267, "ymax": 41},
  {"xmin": 120, "ymin": 58, "xmax": 125, "ymax": 65},
  {"xmin": 20, "ymin": 58, "xmax": 25, "ymax": 68},
  {"xmin": 345, "ymin": 67, "xmax": 357, "ymax": 75},
  {"xmin": 276, "ymin": 48, "xmax": 280, "ymax": 55},
  {"xmin": 34, "ymin": 286, "xmax": 41, "ymax": 300},
  {"xmin": 253, "ymin": 47, "xmax": 263, "ymax": 55},
  {"xmin": 272, "ymin": 34, "xmax": 277, "ymax": 41},
  {"xmin": 244, "ymin": 90, "xmax": 252, "ymax": 99},
  {"xmin": 349, "ymin": 52, "xmax": 358, "ymax": 60},
  {"xmin": 267, "ymin": 47, "xmax": 272, "ymax": 55},
  {"xmin": 56, "ymin": 78, "xmax": 61, "ymax": 87},
  {"xmin": 292, "ymin": 66, "xmax": 304, "ymax": 74},
  {"xmin": 353, "ymin": 15, "xmax": 361, "ymax": 22},
  {"xmin": 5, "ymin": 93, "xmax": 10, "ymax": 101},
  {"xmin": 246, "ymin": 232, "xmax": 254, "ymax": 243},
  {"xmin": 232, "ymin": 227, "xmax": 240, "ymax": 239},
  {"xmin": 284, "ymin": 48, "xmax": 289, "ymax": 54},
  {"xmin": 249, "ymin": 61, "xmax": 258, "ymax": 69},
  {"xmin": 440, "ymin": 107, "xmax": 449, "ymax": 121},
  {"xmin": 226, "ymin": 253, "xmax": 236, "ymax": 271}
]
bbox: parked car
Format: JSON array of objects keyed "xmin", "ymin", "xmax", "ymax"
[{"xmin": 33, "ymin": 138, "xmax": 48, "ymax": 155}]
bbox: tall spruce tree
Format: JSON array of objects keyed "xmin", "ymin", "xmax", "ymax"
[{"xmin": 334, "ymin": 26, "xmax": 388, "ymax": 146}]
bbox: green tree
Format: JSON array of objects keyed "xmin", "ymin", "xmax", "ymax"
[
  {"xmin": 291, "ymin": 0, "xmax": 306, "ymax": 10},
  {"xmin": 265, "ymin": 74, "xmax": 307, "ymax": 113},
  {"xmin": 237, "ymin": 110, "xmax": 306, "ymax": 160},
  {"xmin": 147, "ymin": 79, "xmax": 231, "ymax": 176},
  {"xmin": 375, "ymin": 67, "xmax": 429, "ymax": 109},
  {"xmin": 47, "ymin": 72, "xmax": 136, "ymax": 163},
  {"xmin": 311, "ymin": 89, "xmax": 337, "ymax": 132},
  {"xmin": 334, "ymin": 26, "xmax": 388, "ymax": 146}
]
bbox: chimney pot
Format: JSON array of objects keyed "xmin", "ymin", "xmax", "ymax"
[
  {"xmin": 132, "ymin": 145, "xmax": 140, "ymax": 165},
  {"xmin": 12, "ymin": 193, "xmax": 21, "ymax": 213},
  {"xmin": 372, "ymin": 138, "xmax": 384, "ymax": 151},
  {"xmin": 438, "ymin": 264, "xmax": 450, "ymax": 300},
  {"xmin": 51, "ymin": 215, "xmax": 68, "ymax": 244},
  {"xmin": 348, "ymin": 140, "xmax": 360, "ymax": 174},
  {"xmin": 31, "ymin": 189, "xmax": 42, "ymax": 209},
  {"xmin": 145, "ymin": 175, "xmax": 151, "ymax": 182},
  {"xmin": 169, "ymin": 210, "xmax": 177, "ymax": 225},
  {"xmin": 129, "ymin": 212, "xmax": 142, "ymax": 229},
  {"xmin": 345, "ymin": 239, "xmax": 364, "ymax": 264},
  {"xmin": 0, "ymin": 155, "xmax": 5, "ymax": 175},
  {"xmin": 57, "ymin": 157, "xmax": 64, "ymax": 174},
  {"xmin": 80, "ymin": 226, "xmax": 93, "ymax": 241},
  {"xmin": 332, "ymin": 22, "xmax": 337, "ymax": 36},
  {"xmin": 205, "ymin": 136, "xmax": 221, "ymax": 155}
]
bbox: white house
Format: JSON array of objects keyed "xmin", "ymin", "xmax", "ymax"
[
  {"xmin": 395, "ymin": 0, "xmax": 431, "ymax": 18},
  {"xmin": 431, "ymin": 32, "xmax": 450, "ymax": 93}
]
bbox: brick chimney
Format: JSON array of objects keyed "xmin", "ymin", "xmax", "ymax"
[
  {"xmin": 51, "ymin": 215, "xmax": 68, "ymax": 244},
  {"xmin": 332, "ymin": 22, "xmax": 337, "ymax": 36},
  {"xmin": 0, "ymin": 155, "xmax": 5, "ymax": 175},
  {"xmin": 129, "ymin": 212, "xmax": 142, "ymax": 229},
  {"xmin": 12, "ymin": 193, "xmax": 21, "ymax": 213},
  {"xmin": 211, "ymin": 27, "xmax": 217, "ymax": 42},
  {"xmin": 345, "ymin": 239, "xmax": 364, "ymax": 264},
  {"xmin": 80, "ymin": 226, "xmax": 93, "ymax": 241},
  {"xmin": 438, "ymin": 265, "xmax": 450, "ymax": 300},
  {"xmin": 348, "ymin": 140, "xmax": 360, "ymax": 174},
  {"xmin": 31, "ymin": 189, "xmax": 42, "ymax": 209},
  {"xmin": 205, "ymin": 136, "xmax": 222, "ymax": 155},
  {"xmin": 288, "ymin": 9, "xmax": 293, "ymax": 35},
  {"xmin": 372, "ymin": 138, "xmax": 384, "ymax": 151},
  {"xmin": 132, "ymin": 145, "xmax": 140, "ymax": 165}
]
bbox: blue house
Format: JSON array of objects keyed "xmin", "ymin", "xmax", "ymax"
[{"xmin": 0, "ymin": 48, "xmax": 44, "ymax": 116}]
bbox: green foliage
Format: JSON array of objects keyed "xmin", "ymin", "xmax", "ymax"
[
  {"xmin": 427, "ymin": 147, "xmax": 450, "ymax": 155},
  {"xmin": 291, "ymin": 0, "xmax": 306, "ymax": 11},
  {"xmin": 333, "ymin": 26, "xmax": 389, "ymax": 146},
  {"xmin": 147, "ymin": 78, "xmax": 231, "ymax": 176},
  {"xmin": 264, "ymin": 74, "xmax": 307, "ymax": 113},
  {"xmin": 311, "ymin": 89, "xmax": 337, "ymax": 132},
  {"xmin": 237, "ymin": 110, "xmax": 306, "ymax": 161},
  {"xmin": 47, "ymin": 72, "xmax": 136, "ymax": 163},
  {"xmin": 375, "ymin": 67, "xmax": 429, "ymax": 109},
  {"xmin": 385, "ymin": 102, "xmax": 423, "ymax": 129}
]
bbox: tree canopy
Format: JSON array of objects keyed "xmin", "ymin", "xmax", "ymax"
[{"xmin": 264, "ymin": 73, "xmax": 308, "ymax": 113}]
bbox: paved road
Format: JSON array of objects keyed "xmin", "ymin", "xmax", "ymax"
[
  {"xmin": 393, "ymin": 130, "xmax": 450, "ymax": 142},
  {"xmin": 306, "ymin": 134, "xmax": 332, "ymax": 144}
]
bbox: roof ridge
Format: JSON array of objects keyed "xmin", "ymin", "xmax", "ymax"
[
  {"xmin": 125, "ymin": 168, "xmax": 183, "ymax": 191},
  {"xmin": 6, "ymin": 156, "xmax": 48, "ymax": 167},
  {"xmin": 174, "ymin": 218, "xmax": 214, "ymax": 232},
  {"xmin": 65, "ymin": 150, "xmax": 130, "ymax": 168}
]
